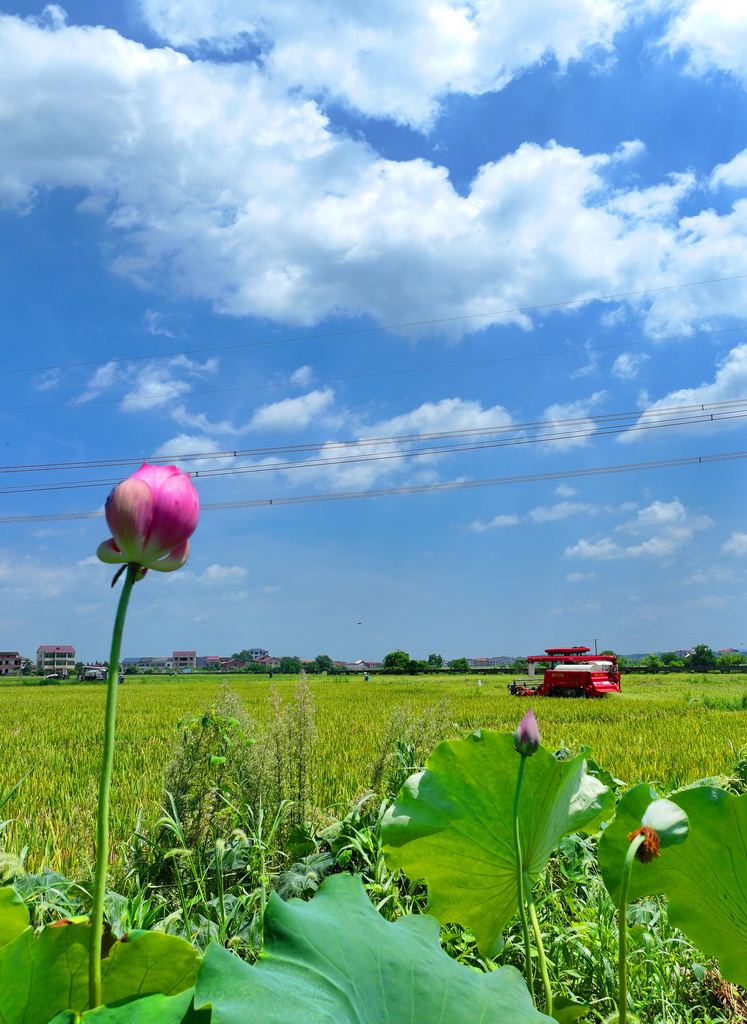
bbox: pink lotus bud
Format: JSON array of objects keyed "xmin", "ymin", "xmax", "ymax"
[
  {"xmin": 97, "ymin": 463, "xmax": 199, "ymax": 573},
  {"xmin": 513, "ymin": 708, "xmax": 540, "ymax": 756}
]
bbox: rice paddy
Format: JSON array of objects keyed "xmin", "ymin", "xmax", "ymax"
[{"xmin": 1, "ymin": 671, "xmax": 746, "ymax": 879}]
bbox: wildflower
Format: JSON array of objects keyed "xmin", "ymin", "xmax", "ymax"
[
  {"xmin": 513, "ymin": 708, "xmax": 540, "ymax": 756},
  {"xmin": 97, "ymin": 463, "xmax": 199, "ymax": 574}
]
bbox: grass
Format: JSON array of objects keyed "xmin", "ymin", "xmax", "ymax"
[
  {"xmin": 1, "ymin": 671, "xmax": 746, "ymax": 879},
  {"xmin": 3, "ymin": 670, "xmax": 746, "ymax": 1023}
]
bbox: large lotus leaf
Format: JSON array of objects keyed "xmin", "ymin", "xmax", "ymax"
[
  {"xmin": 0, "ymin": 888, "xmax": 28, "ymax": 949},
  {"xmin": 599, "ymin": 784, "xmax": 747, "ymax": 987},
  {"xmin": 381, "ymin": 730, "xmax": 614, "ymax": 953},
  {"xmin": 194, "ymin": 872, "xmax": 552, "ymax": 1023},
  {"xmin": 48, "ymin": 989, "xmax": 206, "ymax": 1024},
  {"xmin": 0, "ymin": 919, "xmax": 199, "ymax": 1024}
]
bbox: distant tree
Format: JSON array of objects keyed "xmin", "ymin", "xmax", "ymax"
[
  {"xmin": 383, "ymin": 651, "xmax": 410, "ymax": 671},
  {"xmin": 232, "ymin": 650, "xmax": 255, "ymax": 664},
  {"xmin": 718, "ymin": 652, "xmax": 744, "ymax": 667},
  {"xmin": 74, "ymin": 661, "xmax": 84, "ymax": 677},
  {"xmin": 599, "ymin": 649, "xmax": 617, "ymax": 659},
  {"xmin": 427, "ymin": 653, "xmax": 444, "ymax": 668},
  {"xmin": 279, "ymin": 656, "xmax": 302, "ymax": 674},
  {"xmin": 689, "ymin": 644, "xmax": 717, "ymax": 668},
  {"xmin": 448, "ymin": 657, "xmax": 470, "ymax": 672},
  {"xmin": 407, "ymin": 660, "xmax": 429, "ymax": 674},
  {"xmin": 642, "ymin": 654, "xmax": 660, "ymax": 667},
  {"xmin": 511, "ymin": 658, "xmax": 528, "ymax": 673},
  {"xmin": 660, "ymin": 651, "xmax": 683, "ymax": 666},
  {"xmin": 313, "ymin": 654, "xmax": 335, "ymax": 674},
  {"xmin": 21, "ymin": 658, "xmax": 34, "ymax": 676},
  {"xmin": 242, "ymin": 660, "xmax": 267, "ymax": 674}
]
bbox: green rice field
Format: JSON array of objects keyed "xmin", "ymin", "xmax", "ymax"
[{"xmin": 1, "ymin": 671, "xmax": 746, "ymax": 879}]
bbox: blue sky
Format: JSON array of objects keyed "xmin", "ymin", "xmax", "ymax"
[{"xmin": 3, "ymin": 0, "xmax": 747, "ymax": 663}]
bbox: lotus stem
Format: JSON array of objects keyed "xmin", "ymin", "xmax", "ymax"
[
  {"xmin": 512, "ymin": 753, "xmax": 534, "ymax": 1000},
  {"xmin": 617, "ymin": 832, "xmax": 646, "ymax": 1024},
  {"xmin": 89, "ymin": 563, "xmax": 137, "ymax": 1008},
  {"xmin": 524, "ymin": 869, "xmax": 553, "ymax": 1018}
]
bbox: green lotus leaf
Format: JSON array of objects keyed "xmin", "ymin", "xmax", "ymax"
[
  {"xmin": 380, "ymin": 729, "xmax": 614, "ymax": 953},
  {"xmin": 0, "ymin": 888, "xmax": 28, "ymax": 950},
  {"xmin": 0, "ymin": 919, "xmax": 199, "ymax": 1024},
  {"xmin": 48, "ymin": 988, "xmax": 206, "ymax": 1023},
  {"xmin": 599, "ymin": 784, "xmax": 747, "ymax": 987},
  {"xmin": 194, "ymin": 872, "xmax": 552, "ymax": 1023}
]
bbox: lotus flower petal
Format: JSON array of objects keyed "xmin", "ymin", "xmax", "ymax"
[
  {"xmin": 97, "ymin": 463, "xmax": 199, "ymax": 574},
  {"xmin": 148, "ymin": 540, "xmax": 191, "ymax": 573}
]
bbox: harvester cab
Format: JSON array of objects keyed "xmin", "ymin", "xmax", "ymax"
[{"xmin": 509, "ymin": 646, "xmax": 621, "ymax": 698}]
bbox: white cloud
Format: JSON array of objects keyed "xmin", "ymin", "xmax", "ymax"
[
  {"xmin": 566, "ymin": 571, "xmax": 595, "ymax": 581},
  {"xmin": 249, "ymin": 388, "xmax": 334, "ymax": 431},
  {"xmin": 565, "ymin": 498, "xmax": 713, "ymax": 559},
  {"xmin": 290, "ymin": 396, "xmax": 513, "ymax": 490},
  {"xmin": 4, "ymin": 11, "xmax": 747, "ymax": 341},
  {"xmin": 144, "ymin": 309, "xmax": 176, "ymax": 336},
  {"xmin": 75, "ymin": 355, "xmax": 217, "ymax": 413},
  {"xmin": 711, "ymin": 149, "xmax": 747, "ymax": 189},
  {"xmin": 618, "ymin": 343, "xmax": 747, "ymax": 441},
  {"xmin": 529, "ymin": 501, "xmax": 597, "ymax": 522},
  {"xmin": 612, "ymin": 352, "xmax": 649, "ymax": 379},
  {"xmin": 197, "ymin": 564, "xmax": 248, "ymax": 585},
  {"xmin": 723, "ymin": 531, "xmax": 747, "ymax": 556},
  {"xmin": 34, "ymin": 368, "xmax": 63, "ymax": 391},
  {"xmin": 138, "ymin": 0, "xmax": 646, "ymax": 129},
  {"xmin": 662, "ymin": 0, "xmax": 747, "ymax": 87},
  {"xmin": 289, "ymin": 365, "xmax": 314, "ymax": 385},
  {"xmin": 540, "ymin": 392, "xmax": 607, "ymax": 451},
  {"xmin": 152, "ymin": 432, "xmax": 233, "ymax": 470},
  {"xmin": 469, "ymin": 513, "xmax": 521, "ymax": 531},
  {"xmin": 555, "ymin": 484, "xmax": 577, "ymax": 496}
]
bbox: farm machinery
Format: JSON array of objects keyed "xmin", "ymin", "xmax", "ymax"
[{"xmin": 508, "ymin": 646, "xmax": 621, "ymax": 698}]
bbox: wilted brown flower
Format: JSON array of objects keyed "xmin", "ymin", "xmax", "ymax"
[{"xmin": 627, "ymin": 825, "xmax": 661, "ymax": 863}]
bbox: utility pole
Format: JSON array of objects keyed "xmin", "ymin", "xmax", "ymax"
[{"xmin": 593, "ymin": 638, "xmax": 598, "ymax": 655}]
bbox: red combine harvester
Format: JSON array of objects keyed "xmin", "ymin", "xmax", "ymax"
[{"xmin": 508, "ymin": 646, "xmax": 621, "ymax": 698}]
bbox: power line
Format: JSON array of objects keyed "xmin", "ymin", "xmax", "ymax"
[
  {"xmin": 3, "ymin": 272, "xmax": 747, "ymax": 378},
  {"xmin": 0, "ymin": 398, "xmax": 744, "ymax": 492},
  {"xmin": 0, "ymin": 448, "xmax": 741, "ymax": 525}
]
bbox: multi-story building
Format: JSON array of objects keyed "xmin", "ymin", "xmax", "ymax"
[
  {"xmin": 172, "ymin": 650, "xmax": 197, "ymax": 670},
  {"xmin": 247, "ymin": 648, "xmax": 269, "ymax": 661},
  {"xmin": 0, "ymin": 652, "xmax": 23, "ymax": 675},
  {"xmin": 36, "ymin": 645, "xmax": 76, "ymax": 676}
]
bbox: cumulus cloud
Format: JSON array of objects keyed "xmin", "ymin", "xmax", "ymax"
[
  {"xmin": 618, "ymin": 343, "xmax": 747, "ymax": 441},
  {"xmin": 75, "ymin": 355, "xmax": 217, "ymax": 413},
  {"xmin": 197, "ymin": 564, "xmax": 248, "ymax": 585},
  {"xmin": 528, "ymin": 501, "xmax": 597, "ymax": 522},
  {"xmin": 662, "ymin": 0, "xmax": 747, "ymax": 87},
  {"xmin": 723, "ymin": 531, "xmax": 747, "ymax": 556},
  {"xmin": 293, "ymin": 396, "xmax": 513, "ymax": 490},
  {"xmin": 539, "ymin": 392, "xmax": 607, "ymax": 451},
  {"xmin": 249, "ymin": 388, "xmax": 335, "ymax": 431},
  {"xmin": 468, "ymin": 513, "xmax": 521, "ymax": 531},
  {"xmin": 138, "ymin": 0, "xmax": 646, "ymax": 128},
  {"xmin": 565, "ymin": 498, "xmax": 713, "ymax": 559},
  {"xmin": 612, "ymin": 352, "xmax": 650, "ymax": 379},
  {"xmin": 2, "ymin": 11, "xmax": 747, "ymax": 341}
]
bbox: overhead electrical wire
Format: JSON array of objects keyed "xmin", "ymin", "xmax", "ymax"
[
  {"xmin": 0, "ymin": 397, "xmax": 744, "ymax": 497},
  {"xmin": 1, "ymin": 395, "xmax": 741, "ymax": 483},
  {"xmin": 2, "ymin": 271, "xmax": 747, "ymax": 378},
  {"xmin": 0, "ymin": 449, "xmax": 743, "ymax": 526}
]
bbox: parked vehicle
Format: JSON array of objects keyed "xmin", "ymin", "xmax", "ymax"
[{"xmin": 509, "ymin": 646, "xmax": 621, "ymax": 698}]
